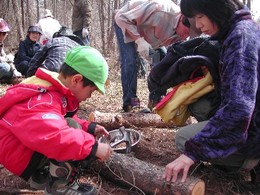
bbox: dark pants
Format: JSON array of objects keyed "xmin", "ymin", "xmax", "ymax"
[{"xmin": 16, "ymin": 60, "xmax": 29, "ymax": 76}]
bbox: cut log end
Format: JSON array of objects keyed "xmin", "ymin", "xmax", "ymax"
[{"xmin": 191, "ymin": 180, "xmax": 205, "ymax": 195}]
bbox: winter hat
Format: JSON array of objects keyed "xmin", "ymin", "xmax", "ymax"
[
  {"xmin": 27, "ymin": 25, "xmax": 43, "ymax": 34},
  {"xmin": 0, "ymin": 18, "xmax": 10, "ymax": 32},
  {"xmin": 53, "ymin": 26, "xmax": 85, "ymax": 45},
  {"xmin": 44, "ymin": 9, "xmax": 53, "ymax": 18},
  {"xmin": 64, "ymin": 46, "xmax": 109, "ymax": 94}
]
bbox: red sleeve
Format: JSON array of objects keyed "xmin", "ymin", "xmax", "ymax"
[{"xmin": 72, "ymin": 114, "xmax": 90, "ymax": 132}]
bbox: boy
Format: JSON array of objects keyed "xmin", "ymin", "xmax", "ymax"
[{"xmin": 0, "ymin": 46, "xmax": 113, "ymax": 194}]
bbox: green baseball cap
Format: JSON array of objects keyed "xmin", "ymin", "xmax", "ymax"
[{"xmin": 64, "ymin": 46, "xmax": 109, "ymax": 94}]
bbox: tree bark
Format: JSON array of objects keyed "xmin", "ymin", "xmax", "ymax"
[
  {"xmin": 11, "ymin": 0, "xmax": 24, "ymax": 41},
  {"xmin": 93, "ymin": 153, "xmax": 205, "ymax": 195},
  {"xmin": 88, "ymin": 111, "xmax": 177, "ymax": 130}
]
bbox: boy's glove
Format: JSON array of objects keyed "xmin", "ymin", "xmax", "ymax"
[
  {"xmin": 135, "ymin": 37, "xmax": 152, "ymax": 60},
  {"xmin": 82, "ymin": 27, "xmax": 89, "ymax": 38}
]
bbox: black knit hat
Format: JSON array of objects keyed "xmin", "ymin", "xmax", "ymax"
[{"xmin": 53, "ymin": 26, "xmax": 85, "ymax": 46}]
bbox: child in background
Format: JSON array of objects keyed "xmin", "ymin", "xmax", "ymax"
[
  {"xmin": 0, "ymin": 18, "xmax": 22, "ymax": 83},
  {"xmin": 14, "ymin": 25, "xmax": 42, "ymax": 76}
]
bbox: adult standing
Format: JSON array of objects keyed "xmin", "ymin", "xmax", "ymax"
[
  {"xmin": 37, "ymin": 9, "xmax": 61, "ymax": 45},
  {"xmin": 114, "ymin": 0, "xmax": 201, "ymax": 112},
  {"xmin": 163, "ymin": 0, "xmax": 260, "ymax": 192},
  {"xmin": 72, "ymin": 0, "xmax": 92, "ymax": 45}
]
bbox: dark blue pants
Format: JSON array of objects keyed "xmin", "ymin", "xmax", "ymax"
[{"xmin": 114, "ymin": 23, "xmax": 138, "ymax": 107}]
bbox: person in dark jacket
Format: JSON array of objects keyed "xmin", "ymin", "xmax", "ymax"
[
  {"xmin": 162, "ymin": 0, "xmax": 260, "ymax": 192},
  {"xmin": 27, "ymin": 26, "xmax": 84, "ymax": 77},
  {"xmin": 72, "ymin": 0, "xmax": 91, "ymax": 45},
  {"xmin": 14, "ymin": 25, "xmax": 42, "ymax": 76}
]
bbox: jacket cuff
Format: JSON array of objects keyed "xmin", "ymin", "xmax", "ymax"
[
  {"xmin": 87, "ymin": 122, "xmax": 97, "ymax": 135},
  {"xmin": 85, "ymin": 141, "xmax": 98, "ymax": 162},
  {"xmin": 184, "ymin": 152, "xmax": 198, "ymax": 163}
]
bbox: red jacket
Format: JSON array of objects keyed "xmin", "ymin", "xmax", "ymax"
[{"xmin": 0, "ymin": 68, "xmax": 96, "ymax": 177}]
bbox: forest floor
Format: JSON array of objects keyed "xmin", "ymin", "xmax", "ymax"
[{"xmin": 0, "ymin": 62, "xmax": 259, "ymax": 195}]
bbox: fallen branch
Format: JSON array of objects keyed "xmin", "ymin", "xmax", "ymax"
[
  {"xmin": 88, "ymin": 111, "xmax": 177, "ymax": 130},
  {"xmin": 93, "ymin": 153, "xmax": 205, "ymax": 195}
]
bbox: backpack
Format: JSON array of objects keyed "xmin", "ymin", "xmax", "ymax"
[{"xmin": 148, "ymin": 36, "xmax": 221, "ymax": 125}]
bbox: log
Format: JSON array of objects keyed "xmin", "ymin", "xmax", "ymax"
[
  {"xmin": 93, "ymin": 153, "xmax": 205, "ymax": 195},
  {"xmin": 88, "ymin": 111, "xmax": 177, "ymax": 130}
]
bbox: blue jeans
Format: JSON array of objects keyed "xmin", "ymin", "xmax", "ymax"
[
  {"xmin": 73, "ymin": 29, "xmax": 90, "ymax": 46},
  {"xmin": 114, "ymin": 23, "xmax": 138, "ymax": 107},
  {"xmin": 0, "ymin": 62, "xmax": 12, "ymax": 79}
]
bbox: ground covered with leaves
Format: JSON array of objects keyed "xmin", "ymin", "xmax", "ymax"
[{"xmin": 0, "ymin": 66, "xmax": 258, "ymax": 195}]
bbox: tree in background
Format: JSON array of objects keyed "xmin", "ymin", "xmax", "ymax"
[{"xmin": 0, "ymin": 0, "xmax": 256, "ymax": 58}]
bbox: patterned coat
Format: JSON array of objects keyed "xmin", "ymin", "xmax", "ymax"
[{"xmin": 185, "ymin": 7, "xmax": 260, "ymax": 162}]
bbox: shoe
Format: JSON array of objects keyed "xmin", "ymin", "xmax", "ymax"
[
  {"xmin": 123, "ymin": 105, "xmax": 132, "ymax": 112},
  {"xmin": 130, "ymin": 97, "xmax": 140, "ymax": 108},
  {"xmin": 123, "ymin": 97, "xmax": 141, "ymax": 112},
  {"xmin": 45, "ymin": 178, "xmax": 96, "ymax": 195},
  {"xmin": 44, "ymin": 161, "xmax": 96, "ymax": 195},
  {"xmin": 29, "ymin": 166, "xmax": 49, "ymax": 190},
  {"xmin": 232, "ymin": 165, "xmax": 260, "ymax": 193},
  {"xmin": 237, "ymin": 180, "xmax": 260, "ymax": 193},
  {"xmin": 138, "ymin": 107, "xmax": 151, "ymax": 113},
  {"xmin": 148, "ymin": 99, "xmax": 159, "ymax": 111}
]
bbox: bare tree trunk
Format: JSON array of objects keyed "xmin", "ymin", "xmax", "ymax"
[
  {"xmin": 243, "ymin": 0, "xmax": 251, "ymax": 9},
  {"xmin": 36, "ymin": 0, "xmax": 40, "ymax": 21},
  {"xmin": 98, "ymin": 0, "xmax": 106, "ymax": 55},
  {"xmin": 21, "ymin": 0, "xmax": 24, "ymax": 28},
  {"xmin": 11, "ymin": 0, "xmax": 24, "ymax": 41},
  {"xmin": 0, "ymin": 0, "xmax": 10, "ymax": 18},
  {"xmin": 26, "ymin": 0, "xmax": 32, "ymax": 26},
  {"xmin": 106, "ymin": 0, "xmax": 117, "ymax": 54}
]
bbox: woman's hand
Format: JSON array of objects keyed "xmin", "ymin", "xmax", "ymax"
[{"xmin": 162, "ymin": 154, "xmax": 194, "ymax": 183}]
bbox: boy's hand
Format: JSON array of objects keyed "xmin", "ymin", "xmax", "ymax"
[
  {"xmin": 96, "ymin": 142, "xmax": 113, "ymax": 161},
  {"xmin": 94, "ymin": 124, "xmax": 109, "ymax": 137}
]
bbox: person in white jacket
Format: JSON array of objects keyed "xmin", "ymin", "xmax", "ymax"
[
  {"xmin": 37, "ymin": 9, "xmax": 61, "ymax": 45},
  {"xmin": 114, "ymin": 0, "xmax": 201, "ymax": 112},
  {"xmin": 0, "ymin": 18, "xmax": 22, "ymax": 83}
]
